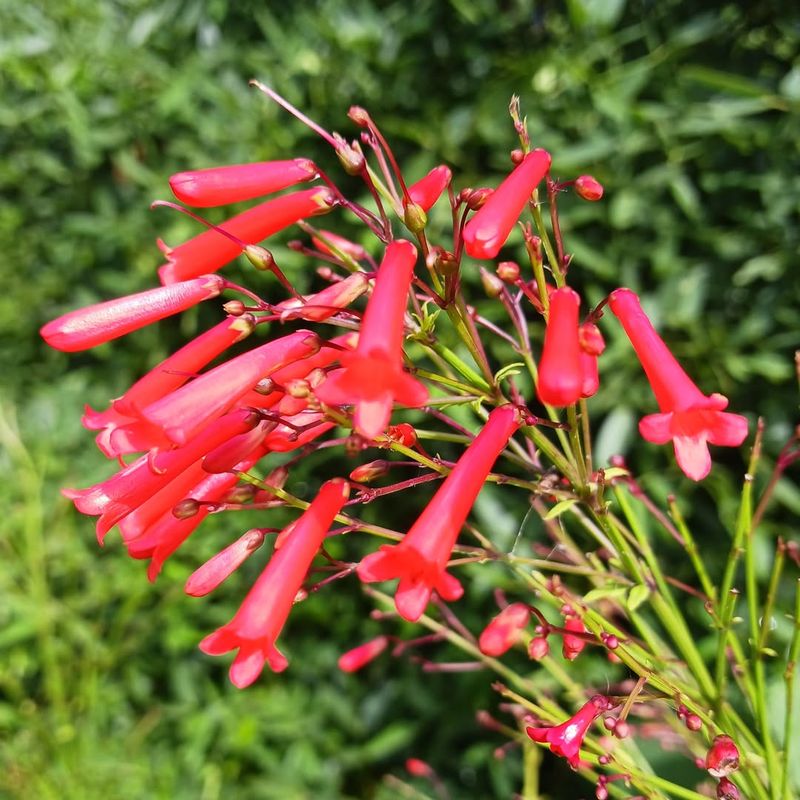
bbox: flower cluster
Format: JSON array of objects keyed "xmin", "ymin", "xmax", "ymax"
[{"xmin": 42, "ymin": 89, "xmax": 771, "ymax": 798}]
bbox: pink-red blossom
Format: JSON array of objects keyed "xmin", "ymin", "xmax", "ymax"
[
  {"xmin": 357, "ymin": 405, "xmax": 521, "ymax": 621},
  {"xmin": 537, "ymin": 287, "xmax": 583, "ymax": 407},
  {"xmin": 478, "ymin": 603, "xmax": 531, "ymax": 656},
  {"xmin": 199, "ymin": 478, "xmax": 349, "ymax": 685},
  {"xmin": 463, "ymin": 149, "xmax": 551, "ymax": 259},
  {"xmin": 609, "ymin": 288, "xmax": 748, "ymax": 480}
]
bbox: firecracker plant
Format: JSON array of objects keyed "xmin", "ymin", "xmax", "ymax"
[{"xmin": 41, "ymin": 85, "xmax": 800, "ymax": 800}]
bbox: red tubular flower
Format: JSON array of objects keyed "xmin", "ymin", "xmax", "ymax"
[
  {"xmin": 127, "ymin": 451, "xmax": 266, "ymax": 580},
  {"xmin": 158, "ymin": 187, "xmax": 337, "ymax": 284},
  {"xmin": 314, "ymin": 240, "xmax": 428, "ymax": 439},
  {"xmin": 537, "ymin": 287, "xmax": 583, "ymax": 407},
  {"xmin": 185, "ymin": 528, "xmax": 267, "ymax": 597},
  {"xmin": 337, "ymin": 635, "xmax": 389, "ymax": 672},
  {"xmin": 199, "ymin": 478, "xmax": 350, "ymax": 686},
  {"xmin": 82, "ymin": 314, "xmax": 256, "ymax": 457},
  {"xmin": 526, "ymin": 695, "xmax": 612, "ymax": 769},
  {"xmin": 408, "ymin": 165, "xmax": 452, "ymax": 212},
  {"xmin": 357, "ymin": 405, "xmax": 521, "ymax": 621},
  {"xmin": 169, "ymin": 158, "xmax": 318, "ymax": 207},
  {"xmin": 478, "ymin": 603, "xmax": 531, "ymax": 656},
  {"xmin": 141, "ymin": 330, "xmax": 320, "ymax": 445},
  {"xmin": 40, "ymin": 275, "xmax": 225, "ymax": 352},
  {"xmin": 462, "ymin": 149, "xmax": 552, "ymax": 259},
  {"xmin": 274, "ymin": 271, "xmax": 370, "ymax": 322},
  {"xmin": 609, "ymin": 289, "xmax": 749, "ymax": 481}
]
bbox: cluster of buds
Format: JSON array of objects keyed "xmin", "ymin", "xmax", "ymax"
[{"xmin": 41, "ymin": 87, "xmax": 758, "ymax": 795}]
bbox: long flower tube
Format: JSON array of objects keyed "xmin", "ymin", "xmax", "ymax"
[
  {"xmin": 158, "ymin": 187, "xmax": 337, "ymax": 284},
  {"xmin": 140, "ymin": 330, "xmax": 321, "ymax": 445},
  {"xmin": 608, "ymin": 288, "xmax": 748, "ymax": 480},
  {"xmin": 536, "ymin": 286, "xmax": 583, "ymax": 407},
  {"xmin": 40, "ymin": 275, "xmax": 225, "ymax": 352},
  {"xmin": 314, "ymin": 239, "xmax": 427, "ymax": 439},
  {"xmin": 169, "ymin": 158, "xmax": 318, "ymax": 207},
  {"xmin": 357, "ymin": 405, "xmax": 522, "ymax": 621},
  {"xmin": 199, "ymin": 478, "xmax": 350, "ymax": 685},
  {"xmin": 462, "ymin": 148, "xmax": 551, "ymax": 259}
]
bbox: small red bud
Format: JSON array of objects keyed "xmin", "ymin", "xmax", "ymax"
[
  {"xmin": 347, "ymin": 106, "xmax": 370, "ymax": 126},
  {"xmin": 466, "ymin": 187, "xmax": 493, "ymax": 210},
  {"xmin": 613, "ymin": 720, "xmax": 630, "ymax": 739},
  {"xmin": 717, "ymin": 777, "xmax": 741, "ymax": 800},
  {"xmin": 686, "ymin": 714, "xmax": 703, "ymax": 732},
  {"xmin": 349, "ymin": 460, "xmax": 391, "ymax": 483},
  {"xmin": 574, "ymin": 175, "xmax": 604, "ymax": 201},
  {"xmin": 528, "ymin": 636, "xmax": 549, "ymax": 660},
  {"xmin": 510, "ymin": 148, "xmax": 524, "ymax": 165},
  {"xmin": 405, "ymin": 758, "xmax": 433, "ymax": 777},
  {"xmin": 705, "ymin": 734, "xmax": 740, "ymax": 778},
  {"xmin": 337, "ymin": 635, "xmax": 389, "ymax": 672}
]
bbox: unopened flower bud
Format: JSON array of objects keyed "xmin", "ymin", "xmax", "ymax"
[
  {"xmin": 510, "ymin": 148, "xmax": 524, "ymax": 165},
  {"xmin": 223, "ymin": 484, "xmax": 258, "ymax": 504},
  {"xmin": 600, "ymin": 632, "xmax": 618, "ymax": 649},
  {"xmin": 497, "ymin": 261, "xmax": 520, "ymax": 283},
  {"xmin": 405, "ymin": 758, "xmax": 433, "ymax": 778},
  {"xmin": 244, "ymin": 244, "xmax": 275, "ymax": 271},
  {"xmin": 403, "ymin": 200, "xmax": 428, "ymax": 233},
  {"xmin": 575, "ymin": 175, "xmax": 604, "ymax": 201},
  {"xmin": 478, "ymin": 603, "xmax": 531, "ymax": 656},
  {"xmin": 579, "ymin": 322, "xmax": 606, "ymax": 356},
  {"xmin": 253, "ymin": 377, "xmax": 276, "ymax": 395},
  {"xmin": 596, "ymin": 784, "xmax": 609, "ymax": 800},
  {"xmin": 350, "ymin": 460, "xmax": 391, "ymax": 483},
  {"xmin": 613, "ymin": 720, "xmax": 630, "ymax": 739},
  {"xmin": 264, "ymin": 465, "xmax": 289, "ymax": 490},
  {"xmin": 706, "ymin": 735, "xmax": 740, "ymax": 778},
  {"xmin": 426, "ymin": 246, "xmax": 458, "ymax": 276},
  {"xmin": 717, "ymin": 777, "xmax": 741, "ymax": 800},
  {"xmin": 337, "ymin": 635, "xmax": 389, "ymax": 672},
  {"xmin": 172, "ymin": 498, "xmax": 200, "ymax": 519},
  {"xmin": 481, "ymin": 267, "xmax": 505, "ymax": 298},
  {"xmin": 386, "ymin": 423, "xmax": 417, "ymax": 448},
  {"xmin": 347, "ymin": 106, "xmax": 370, "ymax": 126},
  {"xmin": 528, "ymin": 636, "xmax": 549, "ymax": 660},
  {"xmin": 223, "ymin": 299, "xmax": 246, "ymax": 316},
  {"xmin": 185, "ymin": 528, "xmax": 266, "ymax": 597},
  {"xmin": 562, "ymin": 616, "xmax": 587, "ymax": 661},
  {"xmin": 285, "ymin": 378, "xmax": 310, "ymax": 399},
  {"xmin": 686, "ymin": 714, "xmax": 702, "ymax": 731},
  {"xmin": 603, "ymin": 716, "xmax": 617, "ymax": 732},
  {"xmin": 466, "ymin": 187, "xmax": 493, "ymax": 210},
  {"xmin": 334, "ymin": 135, "xmax": 365, "ymax": 175}
]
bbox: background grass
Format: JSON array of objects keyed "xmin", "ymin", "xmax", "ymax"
[{"xmin": 1, "ymin": 1, "xmax": 799, "ymax": 797}]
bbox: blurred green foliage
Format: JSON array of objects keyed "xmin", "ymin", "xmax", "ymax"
[{"xmin": 1, "ymin": 0, "xmax": 799, "ymax": 797}]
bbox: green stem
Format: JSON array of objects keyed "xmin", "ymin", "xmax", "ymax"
[{"xmin": 781, "ymin": 579, "xmax": 800, "ymax": 800}]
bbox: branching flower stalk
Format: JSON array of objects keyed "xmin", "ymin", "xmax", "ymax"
[{"xmin": 41, "ymin": 87, "xmax": 798, "ymax": 799}]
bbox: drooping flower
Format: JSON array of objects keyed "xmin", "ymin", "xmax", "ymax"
[
  {"xmin": 526, "ymin": 695, "xmax": 612, "ymax": 769},
  {"xmin": 40, "ymin": 275, "xmax": 225, "ymax": 352},
  {"xmin": 82, "ymin": 314, "xmax": 256, "ymax": 458},
  {"xmin": 408, "ymin": 165, "xmax": 452, "ymax": 212},
  {"xmin": 537, "ymin": 287, "xmax": 583, "ymax": 407},
  {"xmin": 462, "ymin": 149, "xmax": 552, "ymax": 259},
  {"xmin": 314, "ymin": 239, "xmax": 428, "ymax": 439},
  {"xmin": 169, "ymin": 158, "xmax": 318, "ymax": 207},
  {"xmin": 337, "ymin": 635, "xmax": 389, "ymax": 672},
  {"xmin": 141, "ymin": 329, "xmax": 320, "ymax": 445},
  {"xmin": 199, "ymin": 478, "xmax": 350, "ymax": 686},
  {"xmin": 478, "ymin": 603, "xmax": 531, "ymax": 656},
  {"xmin": 158, "ymin": 187, "xmax": 337, "ymax": 284},
  {"xmin": 357, "ymin": 405, "xmax": 521, "ymax": 621},
  {"xmin": 608, "ymin": 288, "xmax": 749, "ymax": 481}
]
